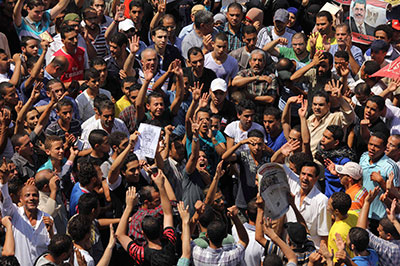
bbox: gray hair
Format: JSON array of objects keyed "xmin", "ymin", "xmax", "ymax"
[
  {"xmin": 250, "ymin": 49, "xmax": 266, "ymax": 62},
  {"xmin": 194, "ymin": 10, "xmax": 214, "ymax": 28},
  {"xmin": 140, "ymin": 47, "xmax": 157, "ymax": 59}
]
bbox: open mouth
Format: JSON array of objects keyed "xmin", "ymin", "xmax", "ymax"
[{"xmin": 199, "ymin": 162, "xmax": 206, "ymax": 168}]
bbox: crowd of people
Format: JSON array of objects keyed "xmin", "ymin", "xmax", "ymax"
[{"xmin": 0, "ymin": 0, "xmax": 400, "ymax": 265}]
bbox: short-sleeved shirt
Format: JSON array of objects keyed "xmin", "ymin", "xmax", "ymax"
[
  {"xmin": 236, "ymin": 68, "xmax": 278, "ymax": 96},
  {"xmin": 266, "ymin": 130, "xmax": 287, "ymax": 152},
  {"xmin": 359, "ymin": 153, "xmax": 399, "ymax": 220},
  {"xmin": 328, "ymin": 212, "xmax": 358, "ymax": 261},
  {"xmin": 346, "ymin": 183, "xmax": 368, "ymax": 213},
  {"xmin": 53, "ymin": 47, "xmax": 86, "ymax": 82},
  {"xmin": 183, "ymin": 67, "xmax": 217, "ymax": 94},
  {"xmin": 306, "ymin": 32, "xmax": 337, "ymax": 52},
  {"xmin": 222, "ymin": 23, "xmax": 245, "ymax": 52},
  {"xmin": 224, "ymin": 121, "xmax": 266, "ymax": 152},
  {"xmin": 127, "ymin": 227, "xmax": 177, "ymax": 266},
  {"xmin": 279, "ymin": 47, "xmax": 311, "ymax": 64},
  {"xmin": 15, "ymin": 10, "xmax": 52, "ymax": 40},
  {"xmin": 192, "ymin": 241, "xmax": 245, "ymax": 266},
  {"xmin": 45, "ymin": 119, "xmax": 82, "ymax": 141},
  {"xmin": 182, "ymin": 169, "xmax": 207, "ymax": 216},
  {"xmin": 204, "ymin": 53, "xmax": 239, "ymax": 84},
  {"xmin": 128, "ymin": 205, "xmax": 163, "ymax": 246},
  {"xmin": 257, "ymin": 26, "xmax": 295, "ymax": 50}
]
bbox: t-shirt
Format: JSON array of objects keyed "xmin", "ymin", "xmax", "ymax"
[
  {"xmin": 306, "ymin": 32, "xmax": 337, "ymax": 52},
  {"xmin": 183, "ymin": 67, "xmax": 217, "ymax": 94},
  {"xmin": 346, "ymin": 183, "xmax": 368, "ymax": 213},
  {"xmin": 351, "ymin": 249, "xmax": 379, "ymax": 266},
  {"xmin": 266, "ymin": 130, "xmax": 287, "ymax": 152},
  {"xmin": 279, "ymin": 47, "xmax": 311, "ymax": 64},
  {"xmin": 204, "ymin": 53, "xmax": 239, "ymax": 84},
  {"xmin": 182, "ymin": 169, "xmax": 206, "ymax": 216},
  {"xmin": 224, "ymin": 121, "xmax": 266, "ymax": 152},
  {"xmin": 53, "ymin": 47, "xmax": 86, "ymax": 82},
  {"xmin": 328, "ymin": 212, "xmax": 358, "ymax": 261},
  {"xmin": 127, "ymin": 227, "xmax": 177, "ymax": 266},
  {"xmin": 76, "ymin": 89, "xmax": 112, "ymax": 122}
]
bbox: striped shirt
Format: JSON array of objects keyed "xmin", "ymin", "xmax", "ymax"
[
  {"xmin": 15, "ymin": 10, "xmax": 52, "ymax": 40},
  {"xmin": 222, "ymin": 23, "xmax": 245, "ymax": 52},
  {"xmin": 45, "ymin": 119, "xmax": 82, "ymax": 141},
  {"xmin": 90, "ymin": 26, "xmax": 109, "ymax": 58}
]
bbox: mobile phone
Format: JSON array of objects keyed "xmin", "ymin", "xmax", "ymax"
[
  {"xmin": 75, "ymin": 139, "xmax": 84, "ymax": 151},
  {"xmin": 150, "ymin": 166, "xmax": 158, "ymax": 175}
]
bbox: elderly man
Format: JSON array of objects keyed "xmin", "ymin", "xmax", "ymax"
[
  {"xmin": 232, "ymin": 49, "xmax": 277, "ymax": 123},
  {"xmin": 350, "ymin": 0, "xmax": 374, "ymax": 36},
  {"xmin": 0, "ymin": 163, "xmax": 55, "ymax": 266}
]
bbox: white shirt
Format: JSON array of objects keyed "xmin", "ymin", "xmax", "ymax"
[
  {"xmin": 283, "ymin": 165, "xmax": 330, "ymax": 249},
  {"xmin": 73, "ymin": 248, "xmax": 95, "ymax": 266},
  {"xmin": 81, "ymin": 115, "xmax": 97, "ymax": 131},
  {"xmin": 81, "ymin": 117, "xmax": 129, "ymax": 149},
  {"xmin": 204, "ymin": 53, "xmax": 239, "ymax": 84},
  {"xmin": 224, "ymin": 120, "xmax": 266, "ymax": 151},
  {"xmin": 0, "ymin": 183, "xmax": 54, "ymax": 266},
  {"xmin": 76, "ymin": 89, "xmax": 112, "ymax": 122},
  {"xmin": 384, "ymin": 104, "xmax": 400, "ymax": 134},
  {"xmin": 232, "ymin": 223, "xmax": 265, "ymax": 266}
]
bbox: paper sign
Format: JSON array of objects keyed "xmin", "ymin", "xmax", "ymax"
[
  {"xmin": 257, "ymin": 163, "xmax": 290, "ymax": 220},
  {"xmin": 134, "ymin": 123, "xmax": 161, "ymax": 159},
  {"xmin": 39, "ymin": 31, "xmax": 54, "ymax": 43}
]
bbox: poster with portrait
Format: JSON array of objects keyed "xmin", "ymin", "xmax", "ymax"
[
  {"xmin": 257, "ymin": 163, "xmax": 290, "ymax": 220},
  {"xmin": 350, "ymin": 0, "xmax": 389, "ymax": 44}
]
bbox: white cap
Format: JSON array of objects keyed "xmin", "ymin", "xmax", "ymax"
[
  {"xmin": 118, "ymin": 19, "xmax": 135, "ymax": 32},
  {"xmin": 335, "ymin": 162, "xmax": 363, "ymax": 180},
  {"xmin": 210, "ymin": 78, "xmax": 227, "ymax": 92}
]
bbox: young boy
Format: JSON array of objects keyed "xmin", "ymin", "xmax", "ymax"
[
  {"xmin": 76, "ymin": 68, "xmax": 112, "ymax": 121},
  {"xmin": 86, "ymin": 129, "xmax": 110, "ymax": 166},
  {"xmin": 115, "ymin": 77, "xmax": 137, "ymax": 117},
  {"xmin": 45, "ymin": 98, "xmax": 82, "ymax": 149}
]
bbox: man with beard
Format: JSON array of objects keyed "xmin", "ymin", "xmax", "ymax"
[
  {"xmin": 232, "ymin": 49, "xmax": 277, "ymax": 123},
  {"xmin": 222, "ymin": 2, "xmax": 245, "ymax": 52},
  {"xmin": 350, "ymin": 0, "xmax": 375, "ymax": 36},
  {"xmin": 229, "ymin": 25, "xmax": 259, "ymax": 70},
  {"xmin": 263, "ymin": 33, "xmax": 310, "ymax": 64},
  {"xmin": 316, "ymin": 125, "xmax": 357, "ymax": 198},
  {"xmin": 0, "ymin": 163, "xmax": 55, "ymax": 266},
  {"xmin": 82, "ymin": 7, "xmax": 108, "ymax": 58}
]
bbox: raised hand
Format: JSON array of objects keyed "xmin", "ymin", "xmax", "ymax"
[
  {"xmin": 322, "ymin": 34, "xmax": 331, "ymax": 52},
  {"xmin": 298, "ymin": 98, "xmax": 308, "ymax": 118},
  {"xmin": 277, "ymin": 37, "xmax": 288, "ymax": 46},
  {"xmin": 189, "ymin": 82, "xmax": 203, "ymax": 102},
  {"xmin": 215, "ymin": 160, "xmax": 226, "ymax": 179},
  {"xmin": 151, "ymin": 169, "xmax": 165, "ymax": 188},
  {"xmin": 312, "ymin": 50, "xmax": 324, "ymax": 65},
  {"xmin": 387, "ymin": 78, "xmax": 400, "ymax": 93},
  {"xmin": 194, "ymin": 200, "xmax": 205, "ymax": 215},
  {"xmin": 143, "ymin": 62, "xmax": 154, "ymax": 82},
  {"xmin": 199, "ymin": 92, "xmax": 209, "ymax": 108},
  {"xmin": 335, "ymin": 232, "xmax": 345, "ymax": 251},
  {"xmin": 107, "ymin": 224, "xmax": 117, "ymax": 249},
  {"xmin": 309, "ymin": 33, "xmax": 318, "ymax": 50},
  {"xmin": 366, "ymin": 186, "xmax": 380, "ymax": 203},
  {"xmin": 324, "ymin": 158, "xmax": 338, "ymax": 176},
  {"xmin": 129, "ymin": 35, "xmax": 140, "ymax": 54},
  {"xmin": 0, "ymin": 157, "xmax": 12, "ymax": 185},
  {"xmin": 129, "ymin": 131, "xmax": 140, "ymax": 146},
  {"xmin": 15, "ymin": 101, "xmax": 23, "ymax": 114},
  {"xmin": 386, "ymin": 198, "xmax": 398, "ymax": 223},
  {"xmin": 49, "ymin": 174, "xmax": 60, "ymax": 193},
  {"xmin": 202, "ymin": 34, "xmax": 214, "ymax": 52},
  {"xmin": 114, "ymin": 4, "xmax": 126, "ymax": 22},
  {"xmin": 157, "ymin": 0, "xmax": 166, "ymax": 13},
  {"xmin": 227, "ymin": 205, "xmax": 239, "ymax": 218},
  {"xmin": 0, "ymin": 108, "xmax": 11, "ymax": 128},
  {"xmin": 328, "ymin": 79, "xmax": 343, "ymax": 98},
  {"xmin": 177, "ymin": 201, "xmax": 190, "ymax": 223},
  {"xmin": 190, "ymin": 117, "xmax": 201, "ymax": 136},
  {"xmin": 43, "ymin": 216, "xmax": 54, "ymax": 233},
  {"xmin": 370, "ymin": 171, "xmax": 383, "ymax": 184},
  {"xmin": 337, "ymin": 64, "xmax": 350, "ymax": 77},
  {"xmin": 125, "ymin": 186, "xmax": 138, "ymax": 208},
  {"xmin": 172, "ymin": 59, "xmax": 183, "ymax": 77}
]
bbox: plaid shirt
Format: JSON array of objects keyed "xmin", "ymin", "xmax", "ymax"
[
  {"xmin": 128, "ymin": 205, "xmax": 163, "ymax": 246},
  {"xmin": 192, "ymin": 242, "xmax": 245, "ymax": 266},
  {"xmin": 223, "ymin": 23, "xmax": 245, "ymax": 52},
  {"xmin": 367, "ymin": 229, "xmax": 400, "ymax": 265},
  {"xmin": 237, "ymin": 68, "xmax": 278, "ymax": 96},
  {"xmin": 119, "ymin": 105, "xmax": 137, "ymax": 134}
]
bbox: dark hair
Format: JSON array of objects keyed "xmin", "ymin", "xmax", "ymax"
[
  {"xmin": 312, "ymin": 90, "xmax": 330, "ymax": 104},
  {"xmin": 89, "ymin": 129, "xmax": 108, "ymax": 148},
  {"xmin": 0, "ymin": 256, "xmax": 20, "ymax": 266},
  {"xmin": 243, "ymin": 25, "xmax": 257, "ymax": 35},
  {"xmin": 316, "ymin": 10, "xmax": 333, "ymax": 23},
  {"xmin": 26, "ymin": 56, "xmax": 39, "ymax": 69},
  {"xmin": 289, "ymin": 152, "xmax": 313, "ymax": 173},
  {"xmin": 227, "ymin": 2, "xmax": 242, "ymax": 12},
  {"xmin": 374, "ymin": 24, "xmax": 393, "ymax": 40},
  {"xmin": 122, "ymin": 76, "xmax": 137, "ymax": 87},
  {"xmin": 326, "ymin": 125, "xmax": 344, "ymax": 142},
  {"xmin": 90, "ymin": 57, "xmax": 106, "ymax": 67},
  {"xmin": 367, "ymin": 95, "xmax": 385, "ymax": 111},
  {"xmin": 35, "ymin": 170, "xmax": 51, "ymax": 191},
  {"xmin": 321, "ymin": 51, "xmax": 333, "ymax": 66},
  {"xmin": 122, "ymin": 153, "xmax": 139, "ymax": 172},
  {"xmin": 129, "ymin": 0, "xmax": 144, "ymax": 10},
  {"xmin": 21, "ymin": 36, "xmax": 38, "ymax": 48},
  {"xmin": 47, "ymin": 79, "xmax": 65, "ymax": 92},
  {"xmin": 84, "ymin": 68, "xmax": 100, "ymax": 81},
  {"xmin": 380, "ymin": 217, "xmax": 400, "ymax": 239},
  {"xmin": 248, "ymin": 129, "xmax": 264, "ymax": 139},
  {"xmin": 334, "ymin": 50, "xmax": 349, "ymax": 62},
  {"xmin": 138, "ymin": 186, "xmax": 155, "ymax": 204},
  {"xmin": 336, "ymin": 23, "xmax": 351, "ymax": 34},
  {"xmin": 8, "ymin": 177, "xmax": 24, "ymax": 197},
  {"xmin": 60, "ymin": 25, "xmax": 76, "ymax": 39},
  {"xmin": 83, "ymin": 7, "xmax": 97, "ymax": 19},
  {"xmin": 364, "ymin": 61, "xmax": 381, "ymax": 76},
  {"xmin": 0, "ymin": 82, "xmax": 14, "ymax": 96},
  {"xmin": 300, "ymin": 161, "xmax": 320, "ymax": 177},
  {"xmin": 207, "ymin": 220, "xmax": 227, "ymax": 246},
  {"xmin": 194, "ymin": 10, "xmax": 214, "ymax": 28},
  {"xmin": 215, "ymin": 32, "xmax": 228, "ymax": 42},
  {"xmin": 49, "ymin": 56, "xmax": 69, "ymax": 70},
  {"xmin": 292, "ymin": 124, "xmax": 301, "ymax": 134},
  {"xmin": 263, "ymin": 254, "xmax": 283, "ymax": 266},
  {"xmin": 26, "ymin": 0, "xmax": 45, "ymax": 9},
  {"xmin": 247, "ymin": 198, "xmax": 257, "ymax": 222},
  {"xmin": 94, "ymin": 94, "xmax": 110, "ymax": 111},
  {"xmin": 11, "ymin": 133, "xmax": 28, "ymax": 148},
  {"xmin": 44, "ymin": 135, "xmax": 62, "ymax": 150},
  {"xmin": 370, "ymin": 131, "xmax": 389, "ymax": 146},
  {"xmin": 129, "ymin": 83, "xmax": 141, "ymax": 92},
  {"xmin": 151, "ymin": 26, "xmax": 168, "ymax": 36},
  {"xmin": 142, "ymin": 215, "xmax": 162, "ymax": 240},
  {"xmin": 56, "ymin": 98, "xmax": 73, "ymax": 111},
  {"xmin": 109, "ymin": 131, "xmax": 128, "ymax": 148},
  {"xmin": 77, "ymin": 161, "xmax": 98, "ymax": 186},
  {"xmin": 263, "ymin": 107, "xmax": 281, "ymax": 120},
  {"xmin": 109, "ymin": 32, "xmax": 129, "ymax": 47},
  {"xmin": 187, "ymin": 47, "xmax": 204, "ymax": 61},
  {"xmin": 147, "ymin": 92, "xmax": 164, "ymax": 105},
  {"xmin": 198, "ymin": 205, "xmax": 216, "ymax": 228},
  {"xmin": 67, "ymin": 214, "xmax": 91, "ymax": 242},
  {"xmin": 236, "ymin": 99, "xmax": 256, "ymax": 115},
  {"xmin": 78, "ymin": 193, "xmax": 99, "ymax": 215},
  {"xmin": 331, "ymin": 192, "xmax": 351, "ymax": 215},
  {"xmin": 292, "ymin": 32, "xmax": 307, "ymax": 42},
  {"xmin": 348, "ymin": 227, "xmax": 369, "ymax": 252},
  {"xmin": 48, "ymin": 234, "xmax": 73, "ymax": 258},
  {"xmin": 354, "ymin": 82, "xmax": 371, "ymax": 96},
  {"xmin": 98, "ymin": 99, "xmax": 114, "ymax": 114},
  {"xmin": 0, "ymin": 49, "xmax": 7, "ymax": 56}
]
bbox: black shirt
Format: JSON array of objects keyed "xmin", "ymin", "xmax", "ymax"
[{"xmin": 183, "ymin": 67, "xmax": 217, "ymax": 94}]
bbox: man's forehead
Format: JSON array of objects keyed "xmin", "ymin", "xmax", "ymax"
[{"xmin": 22, "ymin": 184, "xmax": 38, "ymax": 194}]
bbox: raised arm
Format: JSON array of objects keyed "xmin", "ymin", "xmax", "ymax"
[
  {"xmin": 33, "ymin": 90, "xmax": 58, "ymax": 136},
  {"xmin": 204, "ymin": 160, "xmax": 225, "ymax": 205},
  {"xmin": 0, "ymin": 110, "xmax": 12, "ymax": 155},
  {"xmin": 298, "ymin": 97, "xmax": 311, "ymax": 155},
  {"xmin": 357, "ymin": 187, "xmax": 380, "ymax": 229},
  {"xmin": 1, "ymin": 216, "xmax": 15, "ymax": 256},
  {"xmin": 222, "ymin": 138, "xmax": 253, "ymax": 161},
  {"xmin": 123, "ymin": 35, "xmax": 140, "ymax": 77},
  {"xmin": 0, "ymin": 159, "xmax": 18, "ymax": 217},
  {"xmin": 282, "ymin": 96, "xmax": 300, "ymax": 140},
  {"xmin": 24, "ymin": 41, "xmax": 49, "ymax": 90},
  {"xmin": 185, "ymin": 82, "xmax": 202, "ymax": 140},
  {"xmin": 12, "ymin": 0, "xmax": 24, "ymax": 28},
  {"xmin": 50, "ymin": 0, "xmax": 70, "ymax": 20},
  {"xmin": 14, "ymin": 83, "xmax": 41, "ymax": 134},
  {"xmin": 149, "ymin": 0, "xmax": 166, "ymax": 31},
  {"xmin": 135, "ymin": 63, "xmax": 152, "ymax": 122},
  {"xmin": 177, "ymin": 201, "xmax": 191, "ymax": 260},
  {"xmin": 105, "ymin": 5, "xmax": 126, "ymax": 42},
  {"xmin": 96, "ymin": 225, "xmax": 117, "ymax": 266},
  {"xmin": 262, "ymin": 37, "xmax": 287, "ymax": 57},
  {"xmin": 115, "ymin": 187, "xmax": 138, "ymax": 250},
  {"xmin": 170, "ymin": 60, "xmax": 184, "ymax": 115},
  {"xmin": 152, "ymin": 169, "xmax": 173, "ymax": 228},
  {"xmin": 227, "ymin": 205, "xmax": 249, "ymax": 248},
  {"xmin": 185, "ymin": 118, "xmax": 201, "ymax": 174},
  {"xmin": 108, "ymin": 132, "xmax": 139, "ymax": 185},
  {"xmin": 9, "ymin": 53, "xmax": 22, "ymax": 86},
  {"xmin": 290, "ymin": 51, "xmax": 324, "ymax": 82}
]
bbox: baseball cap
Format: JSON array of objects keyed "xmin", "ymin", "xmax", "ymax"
[
  {"xmin": 335, "ymin": 162, "xmax": 363, "ymax": 180},
  {"xmin": 370, "ymin": 40, "xmax": 390, "ymax": 53},
  {"xmin": 192, "ymin": 4, "xmax": 206, "ymax": 15},
  {"xmin": 119, "ymin": 19, "xmax": 135, "ymax": 32},
  {"xmin": 274, "ymin": 9, "xmax": 289, "ymax": 23},
  {"xmin": 285, "ymin": 222, "xmax": 307, "ymax": 246},
  {"xmin": 64, "ymin": 13, "xmax": 81, "ymax": 23},
  {"xmin": 214, "ymin": 13, "xmax": 226, "ymax": 24},
  {"xmin": 210, "ymin": 78, "xmax": 227, "ymax": 92}
]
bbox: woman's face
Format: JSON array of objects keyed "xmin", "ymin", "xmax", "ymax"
[{"xmin": 288, "ymin": 12, "xmax": 296, "ymax": 27}]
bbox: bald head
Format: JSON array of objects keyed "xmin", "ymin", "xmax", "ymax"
[
  {"xmin": 46, "ymin": 56, "xmax": 69, "ymax": 77},
  {"xmin": 20, "ymin": 184, "xmax": 39, "ymax": 211},
  {"xmin": 35, "ymin": 169, "xmax": 53, "ymax": 191}
]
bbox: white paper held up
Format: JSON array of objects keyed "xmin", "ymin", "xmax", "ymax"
[{"xmin": 134, "ymin": 123, "xmax": 162, "ymax": 159}]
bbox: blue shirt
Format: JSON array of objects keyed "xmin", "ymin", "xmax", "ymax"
[
  {"xmin": 266, "ymin": 130, "xmax": 287, "ymax": 152},
  {"xmin": 352, "ymin": 249, "xmax": 379, "ymax": 266},
  {"xmin": 35, "ymin": 96, "xmax": 81, "ymax": 122},
  {"xmin": 359, "ymin": 152, "xmax": 399, "ymax": 220},
  {"xmin": 329, "ymin": 44, "xmax": 364, "ymax": 67},
  {"xmin": 324, "ymin": 156, "xmax": 350, "ymax": 198},
  {"xmin": 69, "ymin": 182, "xmax": 87, "ymax": 216}
]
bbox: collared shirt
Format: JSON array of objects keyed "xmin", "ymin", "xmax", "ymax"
[
  {"xmin": 329, "ymin": 44, "xmax": 364, "ymax": 67},
  {"xmin": 163, "ymin": 157, "xmax": 186, "ymax": 200},
  {"xmin": 384, "ymin": 104, "xmax": 400, "ymax": 135},
  {"xmin": 359, "ymin": 153, "xmax": 399, "ymax": 220},
  {"xmin": 223, "ymin": 23, "xmax": 245, "ymax": 52},
  {"xmin": 367, "ymin": 229, "xmax": 400, "ymax": 266},
  {"xmin": 285, "ymin": 166, "xmax": 330, "ymax": 249},
  {"xmin": 257, "ymin": 26, "xmax": 295, "ymax": 50},
  {"xmin": 38, "ymin": 190, "xmax": 68, "ymax": 234},
  {"xmin": 80, "ymin": 117, "xmax": 129, "ymax": 149},
  {"xmin": 307, "ymin": 109, "xmax": 355, "ymax": 157},
  {"xmin": 192, "ymin": 241, "xmax": 245, "ymax": 266},
  {"xmin": 69, "ymin": 182, "xmax": 90, "ymax": 216},
  {"xmin": 45, "ymin": 119, "xmax": 82, "ymax": 141},
  {"xmin": 364, "ymin": 44, "xmax": 400, "ymax": 63},
  {"xmin": 15, "ymin": 10, "xmax": 52, "ymax": 40},
  {"xmin": 148, "ymin": 44, "xmax": 184, "ymax": 71},
  {"xmin": 0, "ymin": 183, "xmax": 54, "ymax": 266},
  {"xmin": 76, "ymin": 89, "xmax": 112, "ymax": 122},
  {"xmin": 232, "ymin": 223, "xmax": 265, "ymax": 266},
  {"xmin": 119, "ymin": 105, "xmax": 137, "ymax": 134},
  {"xmin": 11, "ymin": 152, "xmax": 40, "ymax": 182},
  {"xmin": 236, "ymin": 68, "xmax": 278, "ymax": 96},
  {"xmin": 346, "ymin": 183, "xmax": 368, "ymax": 213}
]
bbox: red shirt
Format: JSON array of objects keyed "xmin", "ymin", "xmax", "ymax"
[{"xmin": 53, "ymin": 47, "xmax": 85, "ymax": 82}]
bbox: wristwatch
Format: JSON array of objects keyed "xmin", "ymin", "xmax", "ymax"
[{"xmin": 193, "ymin": 136, "xmax": 199, "ymax": 142}]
